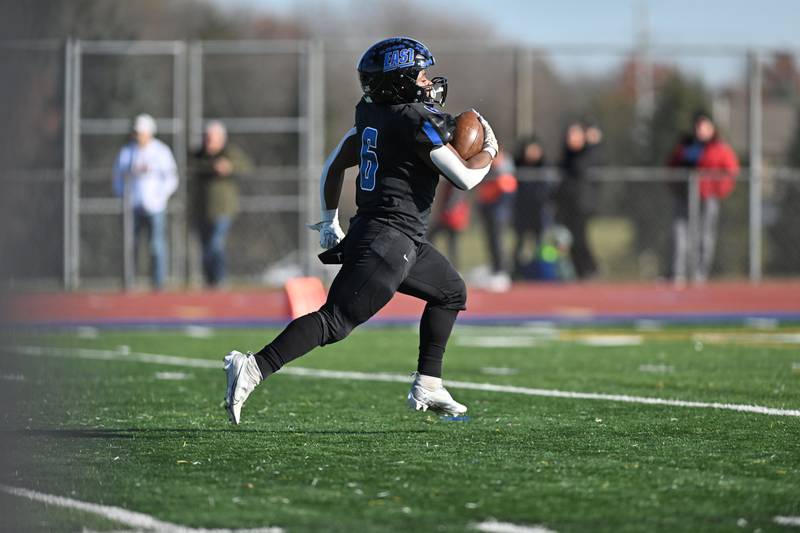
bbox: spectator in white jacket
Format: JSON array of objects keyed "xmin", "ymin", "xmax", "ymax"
[{"xmin": 113, "ymin": 114, "xmax": 179, "ymax": 289}]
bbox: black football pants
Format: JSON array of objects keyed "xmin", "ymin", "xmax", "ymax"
[{"xmin": 255, "ymin": 218, "xmax": 467, "ymax": 378}]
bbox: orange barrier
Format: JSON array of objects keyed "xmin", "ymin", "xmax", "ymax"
[{"xmin": 284, "ymin": 277, "xmax": 327, "ymax": 319}]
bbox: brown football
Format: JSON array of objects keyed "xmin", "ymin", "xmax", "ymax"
[{"xmin": 451, "ymin": 110, "xmax": 484, "ymax": 160}]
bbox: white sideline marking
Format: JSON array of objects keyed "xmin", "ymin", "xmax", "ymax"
[
  {"xmin": 456, "ymin": 337, "xmax": 544, "ymax": 348},
  {"xmin": 76, "ymin": 327, "xmax": 99, "ymax": 339},
  {"xmin": 775, "ymin": 516, "xmax": 800, "ymax": 527},
  {"xmin": 579, "ymin": 335, "xmax": 643, "ymax": 347},
  {"xmin": 457, "ymin": 324, "xmax": 558, "ymax": 335},
  {"xmin": 455, "ymin": 333, "xmax": 646, "ymax": 348},
  {"xmin": 0, "ymin": 484, "xmax": 283, "ymax": 533},
  {"xmin": 472, "ymin": 519, "xmax": 557, "ymax": 533},
  {"xmin": 744, "ymin": 317, "xmax": 779, "ymax": 330},
  {"xmin": 693, "ymin": 332, "xmax": 800, "ymax": 345},
  {"xmin": 185, "ymin": 326, "xmax": 215, "ymax": 339},
  {"xmin": 12, "ymin": 346, "xmax": 800, "ymax": 418},
  {"xmin": 634, "ymin": 319, "xmax": 663, "ymax": 331}
]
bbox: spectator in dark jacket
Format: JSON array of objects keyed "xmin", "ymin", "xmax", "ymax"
[
  {"xmin": 190, "ymin": 121, "xmax": 253, "ymax": 287},
  {"xmin": 668, "ymin": 111, "xmax": 739, "ymax": 284},
  {"xmin": 511, "ymin": 135, "xmax": 553, "ymax": 278},
  {"xmin": 554, "ymin": 122, "xmax": 600, "ymax": 279}
]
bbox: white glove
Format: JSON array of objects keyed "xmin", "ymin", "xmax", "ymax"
[
  {"xmin": 471, "ymin": 109, "xmax": 498, "ymax": 158},
  {"xmin": 307, "ymin": 209, "xmax": 345, "ymax": 249}
]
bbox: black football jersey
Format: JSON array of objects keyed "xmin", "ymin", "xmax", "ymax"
[{"xmin": 353, "ymin": 99, "xmax": 455, "ymax": 241}]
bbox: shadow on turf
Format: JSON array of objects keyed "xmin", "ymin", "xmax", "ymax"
[{"xmin": 6, "ymin": 428, "xmax": 432, "ymax": 439}]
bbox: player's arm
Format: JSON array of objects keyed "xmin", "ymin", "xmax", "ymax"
[
  {"xmin": 309, "ymin": 127, "xmax": 360, "ymax": 249},
  {"xmin": 429, "ymin": 145, "xmax": 493, "ymax": 190},
  {"xmin": 425, "ymin": 112, "xmax": 499, "ymax": 191},
  {"xmin": 320, "ymin": 127, "xmax": 359, "ymax": 214}
]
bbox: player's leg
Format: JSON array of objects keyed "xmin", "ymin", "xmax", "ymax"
[
  {"xmin": 255, "ymin": 221, "xmax": 415, "ymax": 374},
  {"xmin": 397, "ymin": 242, "xmax": 468, "ymax": 415},
  {"xmin": 223, "ymin": 251, "xmax": 382, "ymax": 424},
  {"xmin": 223, "ymin": 221, "xmax": 415, "ymax": 423},
  {"xmin": 398, "ymin": 242, "xmax": 466, "ymax": 377}
]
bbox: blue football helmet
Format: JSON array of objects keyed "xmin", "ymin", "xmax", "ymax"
[{"xmin": 357, "ymin": 37, "xmax": 448, "ymax": 106}]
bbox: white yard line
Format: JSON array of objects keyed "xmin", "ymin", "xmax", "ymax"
[
  {"xmin": 0, "ymin": 484, "xmax": 283, "ymax": 533},
  {"xmin": 775, "ymin": 516, "xmax": 800, "ymax": 527},
  {"xmin": 15, "ymin": 345, "xmax": 220, "ymax": 368},
  {"xmin": 472, "ymin": 519, "xmax": 557, "ymax": 533},
  {"xmin": 12, "ymin": 345, "xmax": 800, "ymax": 418}
]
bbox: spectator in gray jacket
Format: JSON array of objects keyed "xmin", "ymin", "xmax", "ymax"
[{"xmin": 112, "ymin": 114, "xmax": 179, "ymax": 289}]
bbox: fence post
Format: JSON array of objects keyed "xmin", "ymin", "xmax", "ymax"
[
  {"xmin": 63, "ymin": 39, "xmax": 74, "ymax": 290},
  {"xmin": 301, "ymin": 39, "xmax": 325, "ymax": 277},
  {"xmin": 68, "ymin": 39, "xmax": 82, "ymax": 290},
  {"xmin": 186, "ymin": 41, "xmax": 204, "ymax": 288},
  {"xmin": 172, "ymin": 40, "xmax": 189, "ymax": 288},
  {"xmin": 747, "ymin": 50, "xmax": 763, "ymax": 283}
]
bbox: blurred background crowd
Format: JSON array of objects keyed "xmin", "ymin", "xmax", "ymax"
[{"xmin": 2, "ymin": 0, "xmax": 799, "ymax": 292}]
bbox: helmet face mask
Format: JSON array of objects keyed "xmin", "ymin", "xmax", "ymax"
[
  {"xmin": 425, "ymin": 76, "xmax": 448, "ymax": 106},
  {"xmin": 358, "ymin": 37, "xmax": 448, "ymax": 106}
]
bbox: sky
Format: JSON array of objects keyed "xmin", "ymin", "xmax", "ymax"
[
  {"xmin": 212, "ymin": 0, "xmax": 800, "ymax": 86},
  {"xmin": 215, "ymin": 0, "xmax": 800, "ymax": 50}
]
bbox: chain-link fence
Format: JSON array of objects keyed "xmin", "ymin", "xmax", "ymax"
[{"xmin": 1, "ymin": 39, "xmax": 798, "ymax": 289}]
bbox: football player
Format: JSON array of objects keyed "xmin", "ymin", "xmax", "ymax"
[{"xmin": 224, "ymin": 37, "xmax": 498, "ymax": 424}]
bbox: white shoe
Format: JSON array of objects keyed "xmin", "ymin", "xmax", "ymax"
[
  {"xmin": 407, "ymin": 375, "xmax": 467, "ymax": 416},
  {"xmin": 223, "ymin": 350, "xmax": 263, "ymax": 425}
]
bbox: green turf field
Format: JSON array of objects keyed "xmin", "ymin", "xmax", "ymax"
[{"xmin": 1, "ymin": 324, "xmax": 799, "ymax": 532}]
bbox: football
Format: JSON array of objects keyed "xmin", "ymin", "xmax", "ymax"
[{"xmin": 452, "ymin": 110, "xmax": 484, "ymax": 159}]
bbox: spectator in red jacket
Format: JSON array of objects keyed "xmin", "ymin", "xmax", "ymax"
[{"xmin": 668, "ymin": 111, "xmax": 740, "ymax": 284}]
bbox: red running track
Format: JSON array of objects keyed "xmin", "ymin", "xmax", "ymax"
[{"xmin": 4, "ymin": 281, "xmax": 800, "ymax": 327}]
